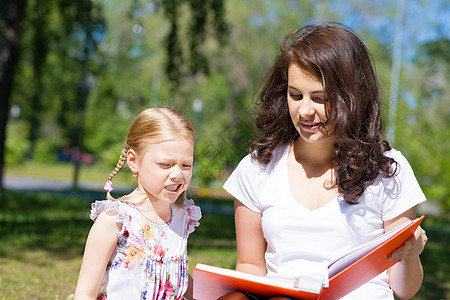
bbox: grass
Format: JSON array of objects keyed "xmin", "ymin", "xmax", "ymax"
[
  {"xmin": 0, "ymin": 191, "xmax": 449, "ymax": 299},
  {"xmin": 2, "ymin": 157, "xmax": 450, "ymax": 299},
  {"xmin": 0, "ymin": 190, "xmax": 236, "ymax": 299}
]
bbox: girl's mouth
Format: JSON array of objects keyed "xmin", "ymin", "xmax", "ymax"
[{"xmin": 165, "ymin": 184, "xmax": 182, "ymax": 193}]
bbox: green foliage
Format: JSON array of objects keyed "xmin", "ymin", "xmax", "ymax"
[
  {"xmin": 5, "ymin": 121, "xmax": 30, "ymax": 166},
  {"xmin": 154, "ymin": 0, "xmax": 229, "ymax": 84},
  {"xmin": 0, "ymin": 190, "xmax": 448, "ymax": 298},
  {"xmin": 5, "ymin": 0, "xmax": 449, "ymax": 202},
  {"xmin": 84, "ymin": 111, "xmax": 130, "ymax": 160},
  {"xmin": 396, "ymin": 38, "xmax": 450, "ymax": 211},
  {"xmin": 0, "ymin": 190, "xmax": 237, "ymax": 298},
  {"xmin": 10, "ymin": 0, "xmax": 106, "ymax": 170},
  {"xmin": 100, "ymin": 143, "xmax": 126, "ymax": 169},
  {"xmin": 32, "ymin": 138, "xmax": 58, "ymax": 164}
]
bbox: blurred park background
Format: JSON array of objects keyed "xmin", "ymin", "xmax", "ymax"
[{"xmin": 0, "ymin": 0, "xmax": 449, "ymax": 298}]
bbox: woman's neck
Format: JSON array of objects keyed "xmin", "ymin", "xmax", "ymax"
[{"xmin": 291, "ymin": 137, "xmax": 336, "ymax": 177}]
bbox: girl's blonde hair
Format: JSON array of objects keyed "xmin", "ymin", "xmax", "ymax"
[{"xmin": 105, "ymin": 107, "xmax": 195, "ymax": 207}]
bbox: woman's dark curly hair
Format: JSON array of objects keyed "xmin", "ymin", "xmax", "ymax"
[{"xmin": 250, "ymin": 23, "xmax": 397, "ymax": 204}]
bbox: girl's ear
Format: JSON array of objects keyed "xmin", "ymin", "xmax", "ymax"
[{"xmin": 127, "ymin": 149, "xmax": 139, "ymax": 174}]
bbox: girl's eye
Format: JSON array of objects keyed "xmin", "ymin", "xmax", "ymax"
[
  {"xmin": 182, "ymin": 164, "xmax": 192, "ymax": 169},
  {"xmin": 159, "ymin": 163, "xmax": 171, "ymax": 168}
]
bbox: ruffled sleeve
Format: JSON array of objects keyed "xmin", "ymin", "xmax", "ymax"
[
  {"xmin": 90, "ymin": 200, "xmax": 127, "ymax": 225},
  {"xmin": 184, "ymin": 198, "xmax": 201, "ymax": 234}
]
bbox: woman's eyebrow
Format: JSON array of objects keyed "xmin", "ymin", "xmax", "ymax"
[{"xmin": 288, "ymin": 86, "xmax": 324, "ymax": 94}]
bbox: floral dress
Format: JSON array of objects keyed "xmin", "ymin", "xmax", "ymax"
[{"xmin": 90, "ymin": 198, "xmax": 201, "ymax": 300}]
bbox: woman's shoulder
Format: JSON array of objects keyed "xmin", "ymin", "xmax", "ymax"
[
  {"xmin": 383, "ymin": 147, "xmax": 403, "ymax": 160},
  {"xmin": 383, "ymin": 147, "xmax": 414, "ymax": 175},
  {"xmin": 223, "ymin": 144, "xmax": 288, "ymax": 205},
  {"xmin": 240, "ymin": 143, "xmax": 289, "ymax": 171}
]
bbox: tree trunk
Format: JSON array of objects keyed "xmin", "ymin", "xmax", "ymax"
[{"xmin": 0, "ymin": 0, "xmax": 27, "ymax": 195}]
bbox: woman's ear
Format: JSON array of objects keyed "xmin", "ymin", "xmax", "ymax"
[{"xmin": 127, "ymin": 149, "xmax": 139, "ymax": 174}]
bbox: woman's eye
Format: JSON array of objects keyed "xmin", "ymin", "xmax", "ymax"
[
  {"xmin": 289, "ymin": 93, "xmax": 303, "ymax": 100},
  {"xmin": 314, "ymin": 97, "xmax": 327, "ymax": 103}
]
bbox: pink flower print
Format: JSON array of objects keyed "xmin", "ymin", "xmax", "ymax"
[
  {"xmin": 129, "ymin": 231, "xmax": 145, "ymax": 249},
  {"xmin": 187, "ymin": 218, "xmax": 199, "ymax": 234},
  {"xmin": 152, "ymin": 244, "xmax": 165, "ymax": 257},
  {"xmin": 159, "ymin": 280, "xmax": 174, "ymax": 299},
  {"xmin": 189, "ymin": 219, "xmax": 199, "ymax": 227},
  {"xmin": 97, "ymin": 294, "xmax": 108, "ymax": 300}
]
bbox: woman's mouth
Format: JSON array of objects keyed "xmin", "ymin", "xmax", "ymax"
[{"xmin": 300, "ymin": 122, "xmax": 321, "ymax": 132}]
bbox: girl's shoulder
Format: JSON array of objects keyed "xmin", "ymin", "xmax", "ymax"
[
  {"xmin": 90, "ymin": 200, "xmax": 128, "ymax": 224},
  {"xmin": 179, "ymin": 198, "xmax": 201, "ymax": 235}
]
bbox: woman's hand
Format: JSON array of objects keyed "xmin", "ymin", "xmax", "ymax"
[
  {"xmin": 389, "ymin": 225, "xmax": 427, "ymax": 261},
  {"xmin": 385, "ymin": 207, "xmax": 427, "ymax": 299}
]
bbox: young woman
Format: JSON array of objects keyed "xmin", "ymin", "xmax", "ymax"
[{"xmin": 223, "ymin": 23, "xmax": 427, "ymax": 299}]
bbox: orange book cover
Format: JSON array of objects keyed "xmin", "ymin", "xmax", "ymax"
[{"xmin": 193, "ymin": 215, "xmax": 424, "ymax": 300}]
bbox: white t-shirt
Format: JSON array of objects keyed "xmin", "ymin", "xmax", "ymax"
[{"xmin": 223, "ymin": 144, "xmax": 426, "ymax": 299}]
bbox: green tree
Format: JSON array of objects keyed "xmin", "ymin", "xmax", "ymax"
[
  {"xmin": 397, "ymin": 38, "xmax": 450, "ymax": 211},
  {"xmin": 25, "ymin": 0, "xmax": 51, "ymax": 157},
  {"xmin": 0, "ymin": 0, "xmax": 27, "ymax": 195},
  {"xmin": 3, "ymin": 0, "xmax": 229, "ymax": 191}
]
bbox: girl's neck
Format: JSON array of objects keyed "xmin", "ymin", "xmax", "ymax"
[{"xmin": 128, "ymin": 189, "xmax": 172, "ymax": 224}]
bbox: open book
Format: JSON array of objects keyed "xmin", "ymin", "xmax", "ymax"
[{"xmin": 193, "ymin": 215, "xmax": 424, "ymax": 300}]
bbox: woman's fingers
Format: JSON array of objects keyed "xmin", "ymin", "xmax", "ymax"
[{"xmin": 389, "ymin": 226, "xmax": 428, "ymax": 261}]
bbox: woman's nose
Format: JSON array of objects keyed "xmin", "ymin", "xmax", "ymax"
[{"xmin": 299, "ymin": 98, "xmax": 315, "ymax": 117}]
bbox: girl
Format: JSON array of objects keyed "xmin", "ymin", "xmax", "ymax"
[
  {"xmin": 74, "ymin": 107, "xmax": 201, "ymax": 300},
  {"xmin": 222, "ymin": 23, "xmax": 427, "ymax": 299}
]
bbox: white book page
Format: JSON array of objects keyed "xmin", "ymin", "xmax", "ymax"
[{"xmin": 327, "ymin": 219, "xmax": 413, "ymax": 278}]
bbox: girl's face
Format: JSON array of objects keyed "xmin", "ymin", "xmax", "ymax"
[
  {"xmin": 131, "ymin": 138, "xmax": 194, "ymax": 204},
  {"xmin": 287, "ymin": 64, "xmax": 334, "ymax": 144}
]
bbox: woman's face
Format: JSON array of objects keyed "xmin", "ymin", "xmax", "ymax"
[{"xmin": 287, "ymin": 63, "xmax": 334, "ymax": 144}]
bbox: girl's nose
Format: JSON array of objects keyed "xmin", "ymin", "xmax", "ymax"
[{"xmin": 169, "ymin": 167, "xmax": 183, "ymax": 181}]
